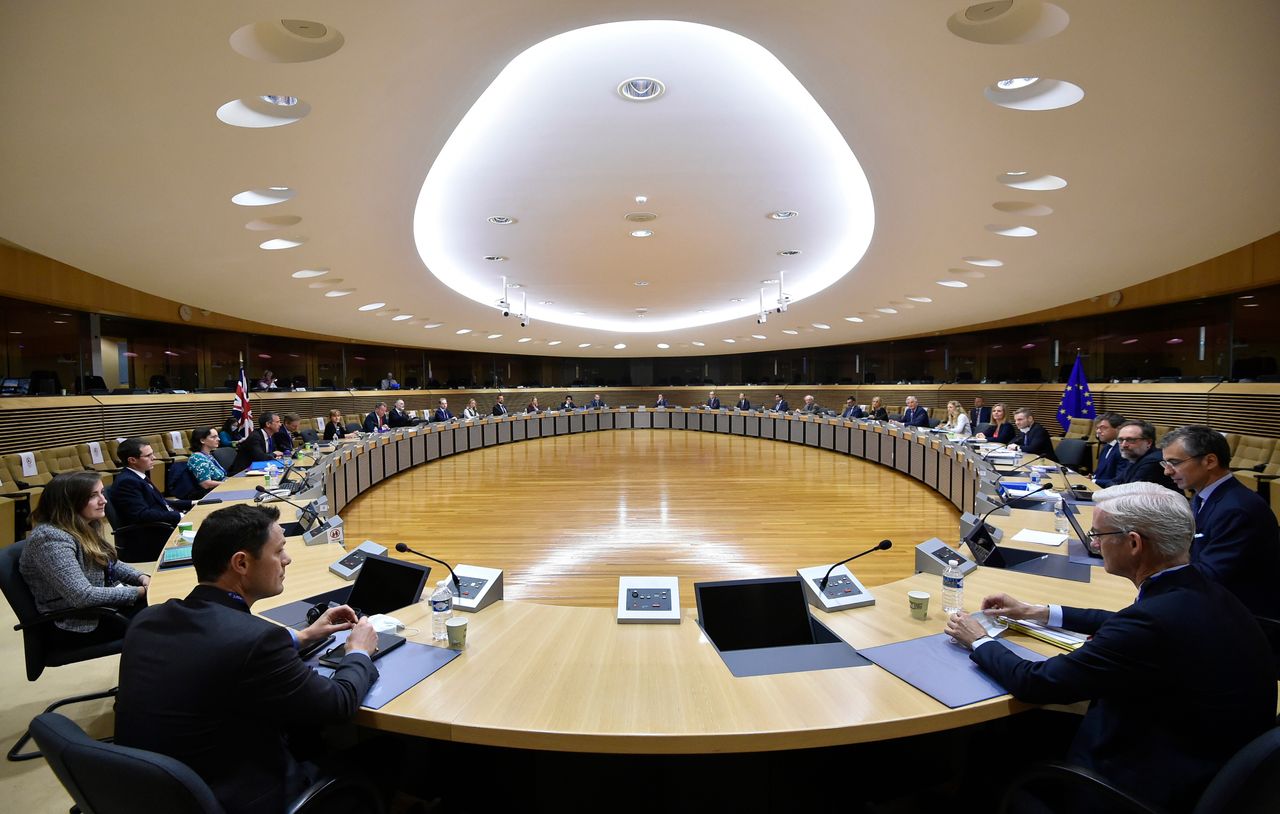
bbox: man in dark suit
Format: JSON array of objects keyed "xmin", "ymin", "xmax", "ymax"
[
  {"xmin": 735, "ymin": 393, "xmax": 751, "ymax": 410},
  {"xmin": 705, "ymin": 391, "xmax": 721, "ymax": 409},
  {"xmin": 969, "ymin": 396, "xmax": 991, "ymax": 427},
  {"xmin": 946, "ymin": 484, "xmax": 1275, "ymax": 812},
  {"xmin": 840, "ymin": 397, "xmax": 864, "ymax": 419},
  {"xmin": 560, "ymin": 395, "xmax": 576, "ymax": 410},
  {"xmin": 387, "ymin": 399, "xmax": 420, "ymax": 427},
  {"xmin": 801, "ymin": 395, "xmax": 823, "ymax": 414},
  {"xmin": 432, "ymin": 397, "xmax": 454, "ymax": 422},
  {"xmin": 229, "ymin": 413, "xmax": 284, "ymax": 475},
  {"xmin": 1008, "ymin": 408, "xmax": 1057, "ymax": 460},
  {"xmin": 897, "ymin": 396, "xmax": 930, "ymax": 427},
  {"xmin": 112, "ymin": 437, "xmax": 191, "ymax": 524},
  {"xmin": 654, "ymin": 394, "xmax": 669, "ymax": 408},
  {"xmin": 492, "ymin": 394, "xmax": 509, "ymax": 416},
  {"xmin": 362, "ymin": 402, "xmax": 389, "ymax": 433},
  {"xmin": 1114, "ymin": 419, "xmax": 1176, "ymax": 490},
  {"xmin": 115, "ymin": 504, "xmax": 380, "ymax": 814},
  {"xmin": 586, "ymin": 394, "xmax": 606, "ymax": 409},
  {"xmin": 1091, "ymin": 412, "xmax": 1126, "ymax": 486},
  {"xmin": 272, "ymin": 413, "xmax": 300, "ymax": 457},
  {"xmin": 771, "ymin": 394, "xmax": 789, "ymax": 412},
  {"xmin": 1159, "ymin": 425, "xmax": 1280, "ymax": 618}
]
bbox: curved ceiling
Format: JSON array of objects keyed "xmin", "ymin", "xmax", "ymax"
[{"xmin": 1, "ymin": 1, "xmax": 1278, "ymax": 357}]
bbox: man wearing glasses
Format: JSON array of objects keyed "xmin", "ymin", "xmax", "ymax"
[
  {"xmin": 1158, "ymin": 425, "xmax": 1280, "ymax": 617},
  {"xmin": 945, "ymin": 483, "xmax": 1275, "ymax": 812},
  {"xmin": 1112, "ymin": 419, "xmax": 1177, "ymax": 491}
]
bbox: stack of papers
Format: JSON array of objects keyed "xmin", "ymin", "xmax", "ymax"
[
  {"xmin": 998, "ymin": 618, "xmax": 1088, "ymax": 651},
  {"xmin": 1011, "ymin": 529, "xmax": 1068, "ymax": 546}
]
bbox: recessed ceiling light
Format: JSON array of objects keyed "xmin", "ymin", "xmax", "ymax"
[
  {"xmin": 324, "ymin": 288, "xmax": 355, "ymax": 297},
  {"xmin": 267, "ymin": 186, "xmax": 289, "ymax": 191},
  {"xmin": 760, "ymin": 278, "xmax": 779, "ymax": 285},
  {"xmin": 907, "ymin": 296, "xmax": 933, "ymax": 303},
  {"xmin": 634, "ymin": 280, "xmax": 649, "ymax": 286},
  {"xmin": 423, "ymin": 323, "xmax": 442, "ymax": 329},
  {"xmin": 261, "ymin": 94, "xmax": 299, "ymax": 106},
  {"xmin": 259, "ymin": 237, "xmax": 305, "ymax": 250},
  {"xmin": 578, "ymin": 343, "xmax": 592, "ymax": 348},
  {"xmin": 986, "ymin": 225, "xmax": 1038, "ymax": 237},
  {"xmin": 876, "ymin": 307, "xmax": 898, "ymax": 314},
  {"xmin": 1166, "ymin": 338, "xmax": 1184, "ymax": 344},
  {"xmin": 722, "ymin": 338, "xmax": 736, "ymax": 343},
  {"xmin": 1121, "ymin": 338, "xmax": 1139, "ymax": 344},
  {"xmin": 163, "ymin": 350, "xmax": 180, "ymax": 357},
  {"xmin": 1239, "ymin": 295, "xmax": 1256, "ymax": 300},
  {"xmin": 291, "ymin": 269, "xmax": 328, "ymax": 278},
  {"xmin": 812, "ymin": 322, "xmax": 831, "ymax": 329},
  {"xmin": 487, "ymin": 333, "xmax": 503, "ymax": 339},
  {"xmin": 518, "ymin": 337, "xmax": 533, "ymax": 343},
  {"xmin": 455, "ymin": 328, "xmax": 472, "ymax": 335},
  {"xmin": 769, "ymin": 210, "xmax": 798, "ymax": 220},
  {"xmin": 614, "ymin": 343, "xmax": 627, "ymax": 349},
  {"xmin": 392, "ymin": 314, "xmax": 414, "ymax": 321},
  {"xmin": 1021, "ymin": 343, "xmax": 1036, "ymax": 349},
  {"xmin": 631, "ymin": 229, "xmax": 653, "ymax": 238},
  {"xmin": 1242, "ymin": 303, "xmax": 1260, "ymax": 308},
  {"xmin": 844, "ymin": 316, "xmax": 864, "ymax": 323},
  {"xmin": 692, "ymin": 341, "xmax": 706, "ymax": 347},
  {"xmin": 625, "ymin": 212, "xmax": 657, "ymax": 222},
  {"xmin": 937, "ymin": 280, "xmax": 968, "ymax": 288},
  {"xmin": 53, "ymin": 320, "xmax": 67, "ymax": 324},
  {"xmin": 618, "ymin": 77, "xmax": 665, "ymax": 101},
  {"xmin": 696, "ymin": 309, "xmax": 707, "ymax": 314},
  {"xmin": 782, "ymin": 329, "xmax": 799, "ymax": 335},
  {"xmin": 963, "ymin": 257, "xmax": 1004, "ymax": 268},
  {"xmin": 996, "ymin": 77, "xmax": 1039, "ymax": 90},
  {"xmin": 547, "ymin": 340, "xmax": 562, "ymax": 346},
  {"xmin": 9, "ymin": 330, "xmax": 22, "ymax": 335},
  {"xmin": 487, "ymin": 216, "xmax": 514, "ymax": 225},
  {"xmin": 751, "ymin": 334, "xmax": 767, "ymax": 340},
  {"xmin": 777, "ymin": 249, "xmax": 801, "ymax": 256},
  {"xmin": 635, "ymin": 195, "xmax": 647, "ymax": 204},
  {"xmin": 358, "ymin": 302, "xmax": 386, "ymax": 312},
  {"xmin": 1006, "ymin": 171, "xmax": 1028, "ymax": 176},
  {"xmin": 730, "ymin": 298, "xmax": 743, "ymax": 303},
  {"xmin": 657, "ymin": 343, "xmax": 670, "ymax": 349},
  {"xmin": 484, "ymin": 255, "xmax": 507, "ymax": 262}
]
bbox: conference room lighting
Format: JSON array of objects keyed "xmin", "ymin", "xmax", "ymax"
[
  {"xmin": 324, "ymin": 289, "xmax": 354, "ymax": 297},
  {"xmin": 518, "ymin": 337, "xmax": 533, "ymax": 342},
  {"xmin": 487, "ymin": 334, "xmax": 503, "ymax": 339},
  {"xmin": 261, "ymin": 94, "xmax": 299, "ymax": 106},
  {"xmin": 751, "ymin": 334, "xmax": 767, "ymax": 340},
  {"xmin": 259, "ymin": 238, "xmax": 305, "ymax": 250},
  {"xmin": 578, "ymin": 343, "xmax": 592, "ymax": 348},
  {"xmin": 291, "ymin": 269, "xmax": 328, "ymax": 278},
  {"xmin": 769, "ymin": 210, "xmax": 798, "ymax": 220},
  {"xmin": 358, "ymin": 302, "xmax": 386, "ymax": 311},
  {"xmin": 455, "ymin": 329, "xmax": 472, "ymax": 334},
  {"xmin": 937, "ymin": 280, "xmax": 968, "ymax": 288},
  {"xmin": 907, "ymin": 296, "xmax": 933, "ymax": 303},
  {"xmin": 547, "ymin": 340, "xmax": 562, "ymax": 345},
  {"xmin": 812, "ymin": 323, "xmax": 831, "ymax": 329},
  {"xmin": 782, "ymin": 329, "xmax": 798, "ymax": 335},
  {"xmin": 392, "ymin": 314, "xmax": 414, "ymax": 321},
  {"xmin": 844, "ymin": 316, "xmax": 864, "ymax": 322},
  {"xmin": 691, "ymin": 341, "xmax": 706, "ymax": 346},
  {"xmin": 996, "ymin": 77, "xmax": 1039, "ymax": 90},
  {"xmin": 963, "ymin": 257, "xmax": 1004, "ymax": 267},
  {"xmin": 722, "ymin": 338, "xmax": 736, "ymax": 343},
  {"xmin": 614, "ymin": 343, "xmax": 627, "ymax": 349},
  {"xmin": 631, "ymin": 229, "xmax": 653, "ymax": 238},
  {"xmin": 484, "ymin": 255, "xmax": 507, "ymax": 262},
  {"xmin": 618, "ymin": 77, "xmax": 666, "ymax": 101},
  {"xmin": 423, "ymin": 323, "xmax": 442, "ymax": 329},
  {"xmin": 876, "ymin": 307, "xmax": 897, "ymax": 314},
  {"xmin": 486, "ymin": 216, "xmax": 514, "ymax": 224},
  {"xmin": 656, "ymin": 343, "xmax": 670, "ymax": 348},
  {"xmin": 635, "ymin": 195, "xmax": 647, "ymax": 203}
]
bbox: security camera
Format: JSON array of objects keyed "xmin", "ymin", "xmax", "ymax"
[
  {"xmin": 520, "ymin": 317, "xmax": 530, "ymax": 328},
  {"xmin": 502, "ymin": 309, "xmax": 510, "ymax": 318},
  {"xmin": 757, "ymin": 313, "xmax": 768, "ymax": 324}
]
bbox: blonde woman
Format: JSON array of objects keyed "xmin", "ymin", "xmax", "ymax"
[
  {"xmin": 867, "ymin": 396, "xmax": 889, "ymax": 421},
  {"xmin": 19, "ymin": 471, "xmax": 148, "ymax": 646},
  {"xmin": 941, "ymin": 400, "xmax": 972, "ymax": 435}
]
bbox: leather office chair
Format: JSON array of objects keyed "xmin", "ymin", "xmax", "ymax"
[
  {"xmin": 1053, "ymin": 438, "xmax": 1090, "ymax": 472},
  {"xmin": 210, "ymin": 446, "xmax": 238, "ymax": 471},
  {"xmin": 103, "ymin": 494, "xmax": 174, "ymax": 563},
  {"xmin": 999, "ymin": 726, "xmax": 1280, "ymax": 814},
  {"xmin": 0, "ymin": 541, "xmax": 125, "ymax": 761},
  {"xmin": 300, "ymin": 428, "xmax": 320, "ymax": 444},
  {"xmin": 29, "ymin": 712, "xmax": 386, "ymax": 814}
]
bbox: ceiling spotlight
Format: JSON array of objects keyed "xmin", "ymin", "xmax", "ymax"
[
  {"xmin": 1121, "ymin": 338, "xmax": 1139, "ymax": 344},
  {"xmin": 876, "ymin": 307, "xmax": 898, "ymax": 314},
  {"xmin": 518, "ymin": 337, "xmax": 533, "ymax": 343},
  {"xmin": 722, "ymin": 338, "xmax": 736, "ymax": 343},
  {"xmin": 392, "ymin": 314, "xmax": 414, "ymax": 321},
  {"xmin": 691, "ymin": 341, "xmax": 706, "ymax": 347},
  {"xmin": 484, "ymin": 255, "xmax": 507, "ymax": 262},
  {"xmin": 635, "ymin": 195, "xmax": 648, "ymax": 204},
  {"xmin": 578, "ymin": 343, "xmax": 592, "ymax": 348},
  {"xmin": 625, "ymin": 212, "xmax": 657, "ymax": 222},
  {"xmin": 996, "ymin": 77, "xmax": 1039, "ymax": 90},
  {"xmin": 657, "ymin": 343, "xmax": 670, "ymax": 349},
  {"xmin": 487, "ymin": 216, "xmax": 515, "ymax": 225},
  {"xmin": 781, "ymin": 329, "xmax": 799, "ymax": 335},
  {"xmin": 260, "ymin": 237, "xmax": 305, "ymax": 250},
  {"xmin": 291, "ymin": 269, "xmax": 328, "ymax": 278},
  {"xmin": 907, "ymin": 296, "xmax": 933, "ymax": 303},
  {"xmin": 261, "ymin": 94, "xmax": 299, "ymax": 106},
  {"xmin": 487, "ymin": 333, "xmax": 503, "ymax": 339},
  {"xmin": 455, "ymin": 328, "xmax": 472, "ymax": 334},
  {"xmin": 937, "ymin": 280, "xmax": 968, "ymax": 288},
  {"xmin": 812, "ymin": 323, "xmax": 831, "ymax": 330},
  {"xmin": 631, "ymin": 229, "xmax": 653, "ymax": 238},
  {"xmin": 769, "ymin": 210, "xmax": 798, "ymax": 220},
  {"xmin": 614, "ymin": 343, "xmax": 627, "ymax": 349},
  {"xmin": 634, "ymin": 280, "xmax": 649, "ymax": 286},
  {"xmin": 618, "ymin": 77, "xmax": 665, "ymax": 101},
  {"xmin": 423, "ymin": 323, "xmax": 442, "ymax": 329},
  {"xmin": 358, "ymin": 302, "xmax": 386, "ymax": 312},
  {"xmin": 844, "ymin": 316, "xmax": 864, "ymax": 323},
  {"xmin": 777, "ymin": 249, "xmax": 801, "ymax": 256},
  {"xmin": 751, "ymin": 334, "xmax": 767, "ymax": 340},
  {"xmin": 548, "ymin": 340, "xmax": 562, "ymax": 346},
  {"xmin": 324, "ymin": 289, "xmax": 354, "ymax": 297}
]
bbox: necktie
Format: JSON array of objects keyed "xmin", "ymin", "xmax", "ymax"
[{"xmin": 1192, "ymin": 494, "xmax": 1204, "ymax": 519}]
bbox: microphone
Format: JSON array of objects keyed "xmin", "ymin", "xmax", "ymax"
[
  {"xmin": 254, "ymin": 484, "xmax": 314, "ymax": 512},
  {"xmin": 962, "ymin": 485, "xmax": 1051, "ymax": 546},
  {"xmin": 818, "ymin": 539, "xmax": 892, "ymax": 591},
  {"xmin": 394, "ymin": 542, "xmax": 460, "ymax": 593}
]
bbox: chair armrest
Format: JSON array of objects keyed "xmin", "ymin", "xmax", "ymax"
[
  {"xmin": 1000, "ymin": 762, "xmax": 1166, "ymax": 814},
  {"xmin": 14, "ymin": 605, "xmax": 132, "ymax": 632},
  {"xmin": 288, "ymin": 774, "xmax": 385, "ymax": 814},
  {"xmin": 111, "ymin": 521, "xmax": 177, "ymax": 535},
  {"xmin": 1230, "ymin": 464, "xmax": 1268, "ymax": 472}
]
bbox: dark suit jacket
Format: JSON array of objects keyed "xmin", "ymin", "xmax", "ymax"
[
  {"xmin": 1192, "ymin": 476, "xmax": 1280, "ymax": 618},
  {"xmin": 971, "ymin": 567, "xmax": 1275, "ymax": 811},
  {"xmin": 110, "ymin": 469, "xmax": 185, "ymax": 525},
  {"xmin": 229, "ymin": 429, "xmax": 275, "ymax": 476},
  {"xmin": 387, "ymin": 408, "xmax": 418, "ymax": 427},
  {"xmin": 970, "ymin": 406, "xmax": 992, "ymax": 426},
  {"xmin": 867, "ymin": 406, "xmax": 888, "ymax": 421},
  {"xmin": 1012, "ymin": 423, "xmax": 1057, "ymax": 460},
  {"xmin": 1093, "ymin": 441, "xmax": 1124, "ymax": 486},
  {"xmin": 841, "ymin": 405, "xmax": 864, "ymax": 419},
  {"xmin": 985, "ymin": 422, "xmax": 1015, "ymax": 444},
  {"xmin": 706, "ymin": 398, "xmax": 721, "ymax": 409},
  {"xmin": 433, "ymin": 408, "xmax": 454, "ymax": 422},
  {"xmin": 116, "ymin": 585, "xmax": 378, "ymax": 814},
  {"xmin": 560, "ymin": 401, "xmax": 576, "ymax": 410},
  {"xmin": 361, "ymin": 411, "xmax": 387, "ymax": 433},
  {"xmin": 900, "ymin": 406, "xmax": 930, "ymax": 427},
  {"xmin": 322, "ymin": 420, "xmax": 346, "ymax": 441},
  {"xmin": 1114, "ymin": 447, "xmax": 1177, "ymax": 490},
  {"xmin": 772, "ymin": 400, "xmax": 789, "ymax": 412},
  {"xmin": 654, "ymin": 398, "xmax": 669, "ymax": 407},
  {"xmin": 492, "ymin": 403, "xmax": 509, "ymax": 416},
  {"xmin": 587, "ymin": 399, "xmax": 606, "ymax": 408},
  {"xmin": 736, "ymin": 399, "xmax": 751, "ymax": 410},
  {"xmin": 271, "ymin": 428, "xmax": 294, "ymax": 457}
]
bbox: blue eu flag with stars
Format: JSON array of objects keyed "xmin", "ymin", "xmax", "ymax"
[{"xmin": 1057, "ymin": 354, "xmax": 1095, "ymax": 431}]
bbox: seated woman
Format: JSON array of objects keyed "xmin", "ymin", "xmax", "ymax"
[
  {"xmin": 461, "ymin": 398, "xmax": 480, "ymax": 419},
  {"xmin": 218, "ymin": 416, "xmax": 241, "ymax": 446},
  {"xmin": 322, "ymin": 408, "xmax": 348, "ymax": 441},
  {"xmin": 18, "ymin": 471, "xmax": 148, "ymax": 646},
  {"xmin": 186, "ymin": 426, "xmax": 227, "ymax": 494},
  {"xmin": 974, "ymin": 402, "xmax": 1016, "ymax": 444},
  {"xmin": 525, "ymin": 397, "xmax": 542, "ymax": 414},
  {"xmin": 866, "ymin": 396, "xmax": 889, "ymax": 421},
  {"xmin": 939, "ymin": 400, "xmax": 971, "ymax": 435}
]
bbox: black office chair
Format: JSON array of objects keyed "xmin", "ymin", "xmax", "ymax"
[
  {"xmin": 211, "ymin": 446, "xmax": 238, "ymax": 471},
  {"xmin": 1054, "ymin": 438, "xmax": 1090, "ymax": 472},
  {"xmin": 999, "ymin": 726, "xmax": 1280, "ymax": 814},
  {"xmin": 974, "ymin": 422, "xmax": 994, "ymax": 437},
  {"xmin": 103, "ymin": 496, "xmax": 175, "ymax": 563},
  {"xmin": 0, "ymin": 541, "xmax": 126, "ymax": 761},
  {"xmin": 29, "ymin": 712, "xmax": 387, "ymax": 814},
  {"xmin": 346, "ymin": 422, "xmax": 362, "ymax": 433},
  {"xmin": 300, "ymin": 428, "xmax": 319, "ymax": 444}
]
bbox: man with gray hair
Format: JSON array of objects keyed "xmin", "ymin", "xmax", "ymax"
[{"xmin": 945, "ymin": 483, "xmax": 1275, "ymax": 811}]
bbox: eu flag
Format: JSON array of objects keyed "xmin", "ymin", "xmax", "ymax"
[{"xmin": 1057, "ymin": 354, "xmax": 1095, "ymax": 431}]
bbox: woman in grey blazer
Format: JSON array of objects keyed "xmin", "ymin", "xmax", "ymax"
[{"xmin": 18, "ymin": 471, "xmax": 149, "ymax": 646}]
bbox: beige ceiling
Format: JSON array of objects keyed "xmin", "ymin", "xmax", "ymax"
[{"xmin": 1, "ymin": 0, "xmax": 1278, "ymax": 357}]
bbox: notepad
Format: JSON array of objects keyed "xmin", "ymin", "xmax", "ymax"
[{"xmin": 1011, "ymin": 529, "xmax": 1068, "ymax": 546}]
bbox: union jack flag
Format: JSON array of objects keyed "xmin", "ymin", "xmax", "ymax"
[{"xmin": 232, "ymin": 365, "xmax": 253, "ymax": 440}]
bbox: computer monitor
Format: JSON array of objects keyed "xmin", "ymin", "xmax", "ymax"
[
  {"xmin": 695, "ymin": 576, "xmax": 817, "ymax": 652},
  {"xmin": 345, "ymin": 553, "xmax": 431, "ymax": 616},
  {"xmin": 1062, "ymin": 499, "xmax": 1102, "ymax": 559}
]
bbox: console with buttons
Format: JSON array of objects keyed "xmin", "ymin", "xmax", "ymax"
[
  {"xmin": 616, "ymin": 576, "xmax": 681, "ymax": 624},
  {"xmin": 450, "ymin": 564, "xmax": 503, "ymax": 612},
  {"xmin": 795, "ymin": 564, "xmax": 876, "ymax": 612}
]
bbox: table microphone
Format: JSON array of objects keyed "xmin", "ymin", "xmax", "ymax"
[
  {"xmin": 253, "ymin": 484, "xmax": 317, "ymax": 515},
  {"xmin": 394, "ymin": 542, "xmax": 460, "ymax": 593},
  {"xmin": 962, "ymin": 485, "xmax": 1051, "ymax": 546},
  {"xmin": 818, "ymin": 539, "xmax": 892, "ymax": 591}
]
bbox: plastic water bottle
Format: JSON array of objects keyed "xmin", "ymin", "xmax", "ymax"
[
  {"xmin": 265, "ymin": 462, "xmax": 280, "ymax": 490},
  {"xmin": 1054, "ymin": 496, "xmax": 1070, "ymax": 535},
  {"xmin": 942, "ymin": 560, "xmax": 964, "ymax": 614},
  {"xmin": 430, "ymin": 579, "xmax": 453, "ymax": 641},
  {"xmin": 1029, "ymin": 467, "xmax": 1041, "ymax": 486}
]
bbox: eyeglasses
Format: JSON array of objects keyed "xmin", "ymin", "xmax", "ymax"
[
  {"xmin": 1159, "ymin": 454, "xmax": 1205, "ymax": 471},
  {"xmin": 1117, "ymin": 436, "xmax": 1148, "ymax": 445},
  {"xmin": 1087, "ymin": 528, "xmax": 1132, "ymax": 541}
]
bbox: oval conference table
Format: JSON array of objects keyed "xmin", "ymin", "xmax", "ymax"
[{"xmin": 149, "ymin": 408, "xmax": 1135, "ymax": 754}]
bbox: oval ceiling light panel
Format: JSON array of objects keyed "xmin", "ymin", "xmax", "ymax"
[
  {"xmin": 216, "ymin": 95, "xmax": 311, "ymax": 128},
  {"xmin": 247, "ymin": 215, "xmax": 302, "ymax": 230},
  {"xmin": 984, "ymin": 77, "xmax": 1084, "ymax": 111},
  {"xmin": 232, "ymin": 187, "xmax": 295, "ymax": 206},
  {"xmin": 947, "ymin": 1, "xmax": 1069, "ymax": 45},
  {"xmin": 998, "ymin": 172, "xmax": 1067, "ymax": 191},
  {"xmin": 414, "ymin": 21, "xmax": 874, "ymax": 334}
]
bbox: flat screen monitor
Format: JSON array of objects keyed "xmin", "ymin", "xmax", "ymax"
[
  {"xmin": 695, "ymin": 576, "xmax": 816, "ymax": 652},
  {"xmin": 345, "ymin": 553, "xmax": 430, "ymax": 616}
]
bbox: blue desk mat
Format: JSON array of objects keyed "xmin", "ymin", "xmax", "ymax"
[
  {"xmin": 861, "ymin": 632, "xmax": 1048, "ymax": 708},
  {"xmin": 305, "ymin": 629, "xmax": 461, "ymax": 710},
  {"xmin": 207, "ymin": 488, "xmax": 261, "ymax": 501}
]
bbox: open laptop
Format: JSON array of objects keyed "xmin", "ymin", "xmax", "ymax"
[
  {"xmin": 960, "ymin": 512, "xmax": 1092, "ymax": 583},
  {"xmin": 260, "ymin": 553, "xmax": 432, "ymax": 629}
]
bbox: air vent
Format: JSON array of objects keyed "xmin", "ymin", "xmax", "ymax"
[{"xmin": 282, "ymin": 19, "xmax": 327, "ymax": 39}]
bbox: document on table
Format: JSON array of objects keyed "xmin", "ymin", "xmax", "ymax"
[{"xmin": 1011, "ymin": 529, "xmax": 1069, "ymax": 546}]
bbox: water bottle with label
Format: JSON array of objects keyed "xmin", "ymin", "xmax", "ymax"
[
  {"xmin": 266, "ymin": 462, "xmax": 280, "ymax": 490},
  {"xmin": 430, "ymin": 579, "xmax": 453, "ymax": 641},
  {"xmin": 1029, "ymin": 467, "xmax": 1041, "ymax": 487},
  {"xmin": 942, "ymin": 560, "xmax": 965, "ymax": 614},
  {"xmin": 1054, "ymin": 496, "xmax": 1070, "ymax": 535}
]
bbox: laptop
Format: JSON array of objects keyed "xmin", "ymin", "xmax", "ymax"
[
  {"xmin": 261, "ymin": 553, "xmax": 432, "ymax": 629},
  {"xmin": 961, "ymin": 512, "xmax": 1092, "ymax": 583}
]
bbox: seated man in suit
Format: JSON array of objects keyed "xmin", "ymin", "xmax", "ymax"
[
  {"xmin": 946, "ymin": 483, "xmax": 1276, "ymax": 812},
  {"xmin": 653, "ymin": 393, "xmax": 669, "ymax": 408},
  {"xmin": 271, "ymin": 413, "xmax": 300, "ymax": 457},
  {"xmin": 115, "ymin": 504, "xmax": 381, "ymax": 814},
  {"xmin": 229, "ymin": 413, "xmax": 285, "ymax": 475},
  {"xmin": 379, "ymin": 371, "xmax": 399, "ymax": 390},
  {"xmin": 801, "ymin": 395, "xmax": 823, "ymax": 414},
  {"xmin": 1007, "ymin": 407, "xmax": 1057, "ymax": 460},
  {"xmin": 586, "ymin": 393, "xmax": 607, "ymax": 409},
  {"xmin": 560, "ymin": 395, "xmax": 576, "ymax": 410},
  {"xmin": 735, "ymin": 393, "xmax": 751, "ymax": 410},
  {"xmin": 969, "ymin": 396, "xmax": 991, "ymax": 427},
  {"xmin": 433, "ymin": 398, "xmax": 454, "ymax": 422},
  {"xmin": 112, "ymin": 437, "xmax": 191, "ymax": 525},
  {"xmin": 840, "ymin": 396, "xmax": 864, "ymax": 420},
  {"xmin": 705, "ymin": 391, "xmax": 721, "ymax": 409},
  {"xmin": 362, "ymin": 402, "xmax": 390, "ymax": 433},
  {"xmin": 387, "ymin": 398, "xmax": 420, "ymax": 427},
  {"xmin": 896, "ymin": 395, "xmax": 930, "ymax": 427},
  {"xmin": 1091, "ymin": 412, "xmax": 1126, "ymax": 486},
  {"xmin": 1114, "ymin": 419, "xmax": 1176, "ymax": 490},
  {"xmin": 492, "ymin": 394, "xmax": 509, "ymax": 416},
  {"xmin": 1159, "ymin": 425, "xmax": 1280, "ymax": 618},
  {"xmin": 771, "ymin": 394, "xmax": 789, "ymax": 412}
]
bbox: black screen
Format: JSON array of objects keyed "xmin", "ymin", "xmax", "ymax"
[
  {"xmin": 696, "ymin": 577, "xmax": 816, "ymax": 652},
  {"xmin": 345, "ymin": 553, "xmax": 430, "ymax": 616}
]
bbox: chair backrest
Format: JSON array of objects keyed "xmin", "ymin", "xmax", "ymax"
[
  {"xmin": 0, "ymin": 539, "xmax": 51, "ymax": 681},
  {"xmin": 30, "ymin": 712, "xmax": 226, "ymax": 814},
  {"xmin": 211, "ymin": 447, "xmax": 238, "ymax": 470},
  {"xmin": 1064, "ymin": 417, "xmax": 1095, "ymax": 439},
  {"xmin": 1194, "ymin": 726, "xmax": 1280, "ymax": 813},
  {"xmin": 76, "ymin": 442, "xmax": 117, "ymax": 473},
  {"xmin": 2, "ymin": 452, "xmax": 54, "ymax": 487},
  {"xmin": 142, "ymin": 434, "xmax": 175, "ymax": 462},
  {"xmin": 165, "ymin": 460, "xmax": 202, "ymax": 501},
  {"xmin": 41, "ymin": 445, "xmax": 87, "ymax": 475},
  {"xmin": 1054, "ymin": 438, "xmax": 1090, "ymax": 470},
  {"xmin": 974, "ymin": 422, "xmax": 994, "ymax": 437},
  {"xmin": 346, "ymin": 422, "xmax": 361, "ymax": 433},
  {"xmin": 161, "ymin": 430, "xmax": 190, "ymax": 457},
  {"xmin": 300, "ymin": 428, "xmax": 319, "ymax": 444},
  {"xmin": 1234, "ymin": 437, "xmax": 1277, "ymax": 470}
]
